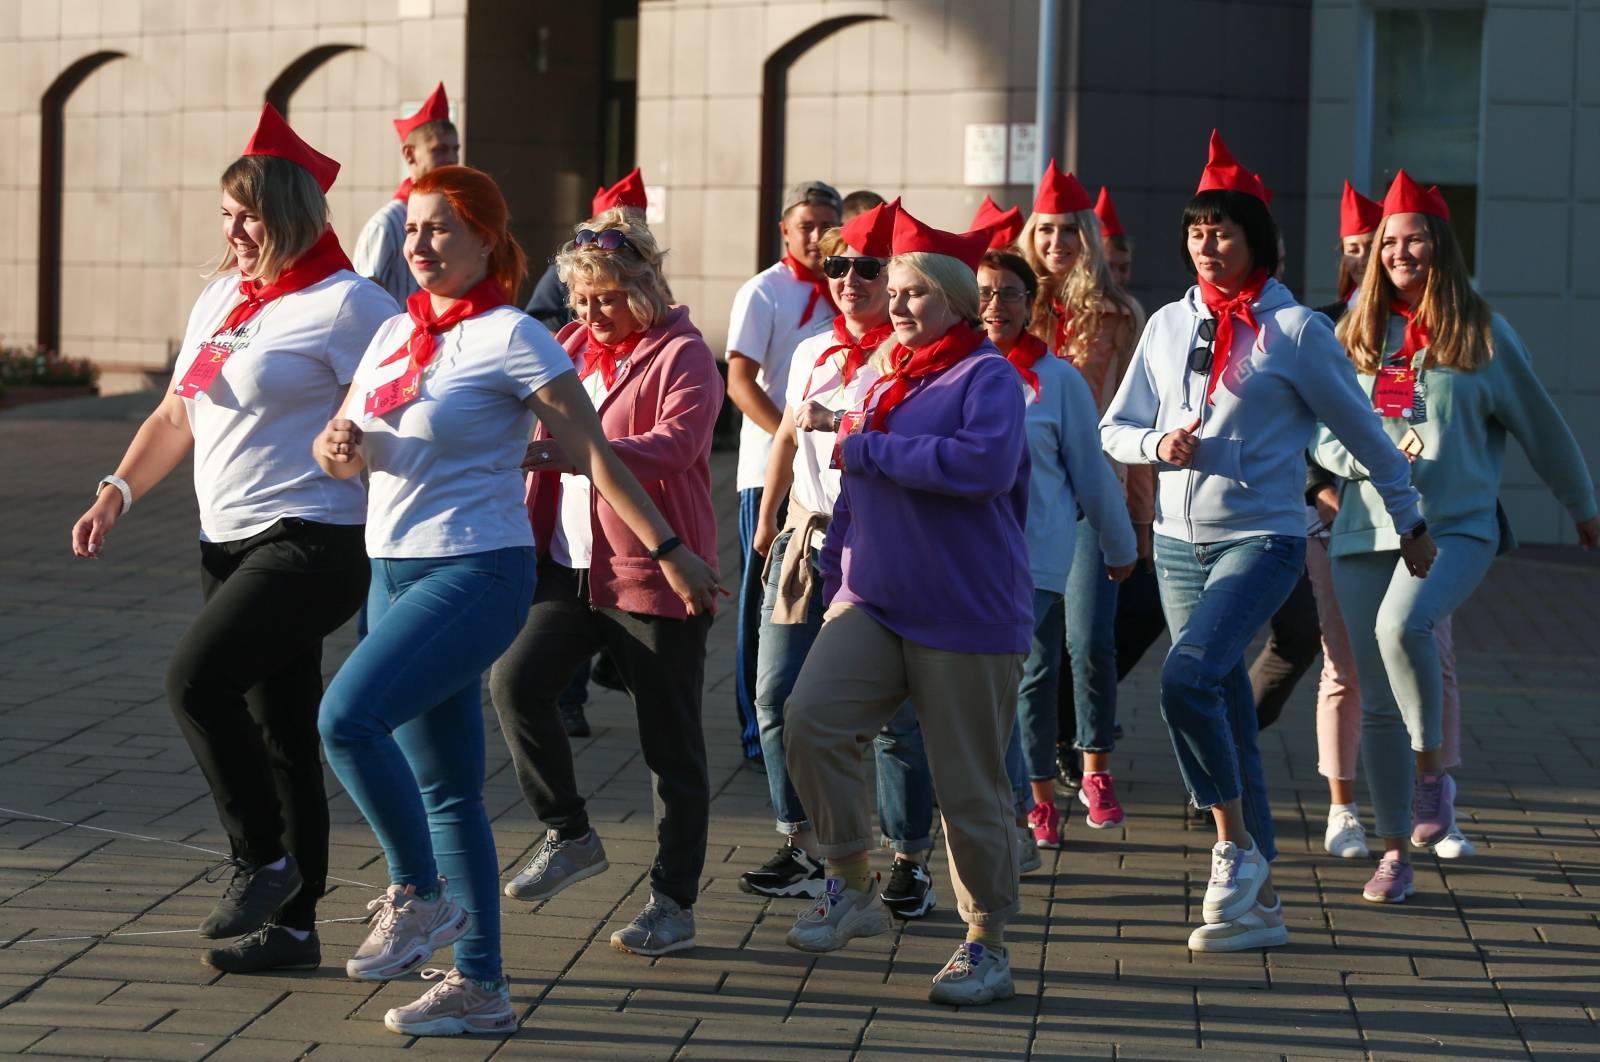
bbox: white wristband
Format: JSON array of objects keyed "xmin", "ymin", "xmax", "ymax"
[{"xmin": 97, "ymin": 475, "xmax": 133, "ymax": 514}]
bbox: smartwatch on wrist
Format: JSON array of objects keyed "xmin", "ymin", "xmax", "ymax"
[{"xmin": 649, "ymin": 535, "xmax": 682, "ymax": 561}]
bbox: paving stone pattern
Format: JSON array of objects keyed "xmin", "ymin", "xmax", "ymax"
[{"xmin": 1, "ymin": 412, "xmax": 1597, "ymax": 1060}]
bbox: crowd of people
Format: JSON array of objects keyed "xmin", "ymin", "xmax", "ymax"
[{"xmin": 66, "ymin": 87, "xmax": 1597, "ymax": 1035}]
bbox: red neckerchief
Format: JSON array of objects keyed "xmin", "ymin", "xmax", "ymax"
[
  {"xmin": 1196, "ymin": 268, "xmax": 1270, "ymax": 404},
  {"xmin": 803, "ymin": 316, "xmax": 892, "ymax": 399},
  {"xmin": 214, "ymin": 229, "xmax": 353, "ymax": 336},
  {"xmin": 393, "ymin": 177, "xmax": 414, "ymax": 202},
  {"xmin": 378, "ymin": 275, "xmax": 509, "ymax": 371},
  {"xmin": 1389, "ymin": 298, "xmax": 1429, "ymax": 365},
  {"xmin": 782, "ymin": 252, "xmax": 838, "ymax": 328},
  {"xmin": 1000, "ymin": 331, "xmax": 1048, "ymax": 397},
  {"xmin": 1050, "ymin": 297, "xmax": 1074, "ymax": 357},
  {"xmin": 578, "ymin": 329, "xmax": 644, "ymax": 390},
  {"xmin": 861, "ymin": 323, "xmax": 986, "ymax": 433}
]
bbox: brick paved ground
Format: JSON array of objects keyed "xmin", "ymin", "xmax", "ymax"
[{"xmin": 1, "ymin": 401, "xmax": 1597, "ymax": 1060}]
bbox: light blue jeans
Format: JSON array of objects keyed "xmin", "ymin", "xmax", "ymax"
[
  {"xmin": 1153, "ymin": 534, "xmax": 1306, "ymax": 863},
  {"xmin": 1331, "ymin": 534, "xmax": 1496, "ymax": 839},
  {"xmin": 320, "ymin": 547, "xmax": 536, "ymax": 982}
]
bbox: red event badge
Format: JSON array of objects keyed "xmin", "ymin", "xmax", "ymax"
[
  {"xmin": 1373, "ymin": 367, "xmax": 1417, "ymax": 419},
  {"xmin": 364, "ymin": 366, "xmax": 424, "ymax": 419},
  {"xmin": 173, "ymin": 342, "xmax": 234, "ymax": 399},
  {"xmin": 829, "ymin": 410, "xmax": 867, "ymax": 470}
]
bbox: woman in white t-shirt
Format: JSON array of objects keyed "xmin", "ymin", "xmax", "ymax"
[
  {"xmin": 310, "ymin": 166, "xmax": 721, "ymax": 1038},
  {"xmin": 69, "ymin": 107, "xmax": 396, "ymax": 973}
]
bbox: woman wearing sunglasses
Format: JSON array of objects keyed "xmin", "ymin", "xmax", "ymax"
[
  {"xmin": 490, "ymin": 207, "xmax": 725, "ymax": 958},
  {"xmin": 1313, "ymin": 172, "xmax": 1597, "ymax": 904},
  {"xmin": 1101, "ymin": 132, "xmax": 1433, "ymax": 952}
]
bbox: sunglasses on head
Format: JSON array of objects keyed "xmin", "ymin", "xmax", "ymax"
[
  {"xmin": 821, "ymin": 255, "xmax": 885, "ymax": 281},
  {"xmin": 576, "ymin": 228, "xmax": 632, "ymax": 252},
  {"xmin": 1188, "ymin": 318, "xmax": 1218, "ymax": 374}
]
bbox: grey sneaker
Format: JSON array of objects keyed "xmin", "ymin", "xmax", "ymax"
[
  {"xmin": 383, "ymin": 967, "xmax": 516, "ymax": 1036},
  {"xmin": 928, "ymin": 942, "xmax": 1015, "ymax": 1005},
  {"xmin": 1017, "ymin": 828, "xmax": 1042, "ymax": 874},
  {"xmin": 505, "ymin": 829, "xmax": 609, "ymax": 901},
  {"xmin": 346, "ymin": 881, "xmax": 470, "ymax": 982},
  {"xmin": 610, "ymin": 890, "xmax": 696, "ymax": 956},
  {"xmin": 785, "ymin": 876, "xmax": 892, "ymax": 953}
]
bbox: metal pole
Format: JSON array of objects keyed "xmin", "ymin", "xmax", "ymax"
[{"xmin": 1035, "ymin": 0, "xmax": 1060, "ymax": 174}]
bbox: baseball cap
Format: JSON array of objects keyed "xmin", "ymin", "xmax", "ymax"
[{"xmin": 782, "ymin": 180, "xmax": 843, "ymax": 217}]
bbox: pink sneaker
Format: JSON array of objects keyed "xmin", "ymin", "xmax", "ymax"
[
  {"xmin": 1026, "ymin": 802, "xmax": 1063, "ymax": 849},
  {"xmin": 1362, "ymin": 856, "xmax": 1415, "ymax": 903},
  {"xmin": 1410, "ymin": 773, "xmax": 1456, "ymax": 847},
  {"xmin": 1078, "ymin": 772, "xmax": 1125, "ymax": 828}
]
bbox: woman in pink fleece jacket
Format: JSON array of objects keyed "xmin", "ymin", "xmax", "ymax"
[{"xmin": 488, "ymin": 210, "xmax": 723, "ymax": 958}]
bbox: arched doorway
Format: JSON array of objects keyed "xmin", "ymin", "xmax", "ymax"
[{"xmin": 265, "ymin": 44, "xmax": 362, "ymax": 117}]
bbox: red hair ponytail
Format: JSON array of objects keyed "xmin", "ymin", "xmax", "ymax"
[{"xmin": 412, "ymin": 165, "xmax": 528, "ymax": 301}]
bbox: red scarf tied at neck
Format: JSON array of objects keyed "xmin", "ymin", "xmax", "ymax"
[
  {"xmin": 578, "ymin": 329, "xmax": 644, "ymax": 390},
  {"xmin": 1389, "ymin": 299, "xmax": 1430, "ymax": 364},
  {"xmin": 379, "ymin": 275, "xmax": 510, "ymax": 371},
  {"xmin": 782, "ymin": 253, "xmax": 838, "ymax": 329},
  {"xmin": 393, "ymin": 177, "xmax": 414, "ymax": 202},
  {"xmin": 804, "ymin": 316, "xmax": 893, "ymax": 398},
  {"xmin": 214, "ymin": 229, "xmax": 353, "ymax": 337},
  {"xmin": 1002, "ymin": 331, "xmax": 1049, "ymax": 398},
  {"xmin": 1196, "ymin": 267, "xmax": 1270, "ymax": 405},
  {"xmin": 863, "ymin": 322, "xmax": 986, "ymax": 433}
]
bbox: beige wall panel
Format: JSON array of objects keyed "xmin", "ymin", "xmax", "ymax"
[{"xmin": 1485, "ymin": 6, "xmax": 1574, "ymax": 105}]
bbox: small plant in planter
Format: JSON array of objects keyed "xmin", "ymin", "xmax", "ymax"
[{"xmin": 0, "ymin": 344, "xmax": 100, "ymax": 409}]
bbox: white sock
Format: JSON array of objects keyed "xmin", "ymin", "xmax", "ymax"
[
  {"xmin": 263, "ymin": 856, "xmax": 288, "ymax": 872},
  {"xmin": 1329, "ymin": 802, "xmax": 1358, "ymax": 819},
  {"xmin": 279, "ymin": 926, "xmax": 311, "ymax": 941}
]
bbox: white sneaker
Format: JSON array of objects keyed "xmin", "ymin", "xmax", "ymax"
[
  {"xmin": 1428, "ymin": 826, "xmax": 1476, "ymax": 860},
  {"xmin": 785, "ymin": 876, "xmax": 892, "ymax": 953},
  {"xmin": 928, "ymin": 942, "xmax": 1014, "ymax": 1005},
  {"xmin": 1187, "ymin": 897, "xmax": 1289, "ymax": 952},
  {"xmin": 1324, "ymin": 810, "xmax": 1370, "ymax": 859},
  {"xmin": 1017, "ymin": 827, "xmax": 1042, "ymax": 874},
  {"xmin": 1202, "ymin": 840, "xmax": 1267, "ymax": 925}
]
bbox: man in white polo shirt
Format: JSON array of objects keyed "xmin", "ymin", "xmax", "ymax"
[{"xmin": 725, "ymin": 179, "xmax": 842, "ymax": 763}]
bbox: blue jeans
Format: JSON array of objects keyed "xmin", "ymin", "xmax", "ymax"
[
  {"xmin": 1152, "ymin": 533, "xmax": 1305, "ymax": 864},
  {"xmin": 753, "ymin": 527, "xmax": 819, "ymax": 833},
  {"xmin": 1015, "ymin": 589, "xmax": 1066, "ymax": 783},
  {"xmin": 320, "ymin": 547, "xmax": 536, "ymax": 981},
  {"xmin": 735, "ymin": 488, "xmax": 774, "ymax": 760},
  {"xmin": 873, "ymin": 701, "xmax": 937, "ymax": 855},
  {"xmin": 1066, "ymin": 517, "xmax": 1121, "ymax": 752}
]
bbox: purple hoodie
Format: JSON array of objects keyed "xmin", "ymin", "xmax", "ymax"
[{"xmin": 820, "ymin": 345, "xmax": 1033, "ymax": 654}]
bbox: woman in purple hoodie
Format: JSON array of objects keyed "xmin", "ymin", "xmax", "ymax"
[{"xmin": 781, "ymin": 207, "xmax": 1031, "ymax": 1008}]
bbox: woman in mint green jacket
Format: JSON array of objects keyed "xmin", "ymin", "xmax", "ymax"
[{"xmin": 1312, "ymin": 171, "xmax": 1598, "ymax": 906}]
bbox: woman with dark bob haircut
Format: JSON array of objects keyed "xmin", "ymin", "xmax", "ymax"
[{"xmin": 1101, "ymin": 131, "xmax": 1435, "ymax": 953}]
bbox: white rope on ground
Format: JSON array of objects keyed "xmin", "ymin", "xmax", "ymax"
[{"xmin": 9, "ymin": 916, "xmax": 371, "ymax": 946}]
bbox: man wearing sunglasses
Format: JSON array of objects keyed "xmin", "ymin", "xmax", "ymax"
[{"xmin": 725, "ymin": 179, "xmax": 844, "ymax": 765}]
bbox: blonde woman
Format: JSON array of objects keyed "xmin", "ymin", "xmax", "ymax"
[
  {"xmin": 490, "ymin": 206, "xmax": 725, "ymax": 957},
  {"xmin": 781, "ymin": 207, "xmax": 1029, "ymax": 1006},
  {"xmin": 1314, "ymin": 171, "xmax": 1598, "ymax": 904}
]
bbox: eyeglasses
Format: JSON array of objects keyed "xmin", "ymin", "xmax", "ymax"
[
  {"xmin": 576, "ymin": 228, "xmax": 633, "ymax": 253},
  {"xmin": 1188, "ymin": 318, "xmax": 1218, "ymax": 374},
  {"xmin": 978, "ymin": 287, "xmax": 1028, "ymax": 305},
  {"xmin": 821, "ymin": 256, "xmax": 885, "ymax": 281}
]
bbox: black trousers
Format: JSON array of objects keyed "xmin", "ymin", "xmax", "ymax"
[
  {"xmin": 1246, "ymin": 568, "xmax": 1321, "ymax": 730},
  {"xmin": 489, "ymin": 561, "xmax": 712, "ymax": 909},
  {"xmin": 165, "ymin": 518, "xmax": 368, "ymax": 929}
]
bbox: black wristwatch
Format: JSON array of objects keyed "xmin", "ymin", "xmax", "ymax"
[
  {"xmin": 832, "ymin": 408, "xmax": 846, "ymax": 432},
  {"xmin": 649, "ymin": 536, "xmax": 682, "ymax": 561},
  {"xmin": 1402, "ymin": 519, "xmax": 1427, "ymax": 540}
]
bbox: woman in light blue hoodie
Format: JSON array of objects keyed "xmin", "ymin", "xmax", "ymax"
[
  {"xmin": 1101, "ymin": 131, "xmax": 1434, "ymax": 953},
  {"xmin": 1314, "ymin": 172, "xmax": 1599, "ymax": 906}
]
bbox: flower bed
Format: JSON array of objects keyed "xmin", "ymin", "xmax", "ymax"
[{"xmin": 0, "ymin": 346, "xmax": 99, "ymax": 409}]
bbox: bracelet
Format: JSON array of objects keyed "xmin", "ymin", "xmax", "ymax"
[
  {"xmin": 649, "ymin": 535, "xmax": 682, "ymax": 561},
  {"xmin": 96, "ymin": 475, "xmax": 133, "ymax": 514}
]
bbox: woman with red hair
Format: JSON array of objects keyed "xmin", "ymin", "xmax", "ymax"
[{"xmin": 312, "ymin": 166, "xmax": 720, "ymax": 1036}]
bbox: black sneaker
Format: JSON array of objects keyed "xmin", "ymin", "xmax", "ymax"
[
  {"xmin": 738, "ymin": 845, "xmax": 824, "ymax": 898},
  {"xmin": 199, "ymin": 856, "xmax": 303, "ymax": 940},
  {"xmin": 1055, "ymin": 746, "xmax": 1083, "ymax": 793},
  {"xmin": 203, "ymin": 925, "xmax": 321, "ymax": 973},
  {"xmin": 561, "ymin": 702, "xmax": 591, "ymax": 738},
  {"xmin": 880, "ymin": 859, "xmax": 937, "ymax": 920}
]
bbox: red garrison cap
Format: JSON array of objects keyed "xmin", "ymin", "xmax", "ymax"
[
  {"xmin": 1339, "ymin": 180, "xmax": 1383, "ymax": 237},
  {"xmin": 1033, "ymin": 159, "xmax": 1092, "ymax": 215},
  {"xmin": 243, "ymin": 104, "xmax": 339, "ymax": 193},
  {"xmin": 969, "ymin": 195, "xmax": 1024, "ymax": 249},
  {"xmin": 592, "ymin": 167, "xmax": 647, "ymax": 218},
  {"xmin": 1195, "ymin": 129, "xmax": 1268, "ymax": 203},
  {"xmin": 841, "ymin": 197, "xmax": 899, "ymax": 257},
  {"xmin": 394, "ymin": 82, "xmax": 450, "ymax": 142},
  {"xmin": 1380, "ymin": 169, "xmax": 1450, "ymax": 222},
  {"xmin": 1093, "ymin": 186, "xmax": 1125, "ymax": 239},
  {"xmin": 891, "ymin": 204, "xmax": 990, "ymax": 272}
]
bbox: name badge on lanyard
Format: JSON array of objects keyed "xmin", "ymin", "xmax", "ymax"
[
  {"xmin": 829, "ymin": 410, "xmax": 867, "ymax": 470},
  {"xmin": 364, "ymin": 364, "xmax": 424, "ymax": 419},
  {"xmin": 1373, "ymin": 367, "xmax": 1418, "ymax": 420},
  {"xmin": 173, "ymin": 342, "xmax": 234, "ymax": 399}
]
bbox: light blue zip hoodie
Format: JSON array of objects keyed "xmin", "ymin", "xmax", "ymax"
[{"xmin": 1100, "ymin": 278, "xmax": 1422, "ymax": 543}]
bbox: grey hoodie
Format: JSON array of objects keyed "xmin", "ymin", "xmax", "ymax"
[{"xmin": 1100, "ymin": 278, "xmax": 1421, "ymax": 544}]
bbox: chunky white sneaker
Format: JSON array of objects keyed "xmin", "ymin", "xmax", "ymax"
[
  {"xmin": 1429, "ymin": 826, "xmax": 1476, "ymax": 860},
  {"xmin": 1187, "ymin": 897, "xmax": 1289, "ymax": 952},
  {"xmin": 928, "ymin": 942, "xmax": 1014, "ymax": 1005},
  {"xmin": 346, "ymin": 881, "xmax": 470, "ymax": 982},
  {"xmin": 785, "ymin": 876, "xmax": 892, "ymax": 953},
  {"xmin": 1202, "ymin": 841, "xmax": 1267, "ymax": 925},
  {"xmin": 382, "ymin": 968, "xmax": 515, "ymax": 1036},
  {"xmin": 1324, "ymin": 810, "xmax": 1370, "ymax": 859}
]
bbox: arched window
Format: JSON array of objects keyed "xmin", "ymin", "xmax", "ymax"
[{"xmin": 265, "ymin": 44, "xmax": 363, "ymax": 117}]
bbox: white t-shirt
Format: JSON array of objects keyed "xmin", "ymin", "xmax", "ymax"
[
  {"xmin": 351, "ymin": 198, "xmax": 419, "ymax": 307},
  {"xmin": 782, "ymin": 329, "xmax": 883, "ymax": 529},
  {"xmin": 173, "ymin": 271, "xmax": 398, "ymax": 543},
  {"xmin": 349, "ymin": 304, "xmax": 574, "ymax": 559},
  {"xmin": 550, "ymin": 361, "xmax": 616, "ymax": 569},
  {"xmin": 727, "ymin": 262, "xmax": 833, "ymax": 490}
]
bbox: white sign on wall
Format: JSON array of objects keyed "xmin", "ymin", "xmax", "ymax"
[
  {"xmin": 964, "ymin": 123, "xmax": 1042, "ymax": 186},
  {"xmin": 1008, "ymin": 123, "xmax": 1040, "ymax": 184}
]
